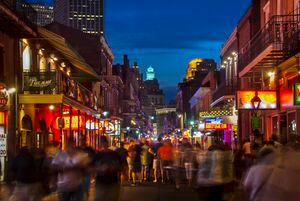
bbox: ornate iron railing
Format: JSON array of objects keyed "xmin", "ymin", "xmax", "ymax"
[
  {"xmin": 212, "ymin": 83, "xmax": 237, "ymax": 103},
  {"xmin": 23, "ymin": 71, "xmax": 99, "ymax": 111},
  {"xmin": 239, "ymin": 13, "xmax": 300, "ymax": 72}
]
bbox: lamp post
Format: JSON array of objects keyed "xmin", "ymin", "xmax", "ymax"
[
  {"xmin": 250, "ymin": 91, "xmax": 262, "ymax": 139},
  {"xmin": 250, "ymin": 91, "xmax": 262, "ymax": 112}
]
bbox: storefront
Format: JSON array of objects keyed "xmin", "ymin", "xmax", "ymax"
[
  {"xmin": 197, "ymin": 109, "xmax": 238, "ymax": 149},
  {"xmin": 0, "ymin": 83, "xmax": 9, "ymax": 181}
]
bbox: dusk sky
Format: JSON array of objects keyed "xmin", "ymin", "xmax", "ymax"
[{"xmin": 29, "ymin": 0, "xmax": 251, "ymax": 101}]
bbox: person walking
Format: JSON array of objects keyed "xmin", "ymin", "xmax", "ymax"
[
  {"xmin": 197, "ymin": 141, "xmax": 233, "ymax": 201},
  {"xmin": 10, "ymin": 147, "xmax": 41, "ymax": 201},
  {"xmin": 115, "ymin": 142, "xmax": 128, "ymax": 184},
  {"xmin": 157, "ymin": 139, "xmax": 174, "ymax": 183},
  {"xmin": 52, "ymin": 140, "xmax": 89, "ymax": 201},
  {"xmin": 141, "ymin": 140, "xmax": 151, "ymax": 182},
  {"xmin": 92, "ymin": 136, "xmax": 122, "ymax": 201},
  {"xmin": 152, "ymin": 138, "xmax": 163, "ymax": 183}
]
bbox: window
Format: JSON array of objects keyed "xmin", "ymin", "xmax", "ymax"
[
  {"xmin": 39, "ymin": 56, "xmax": 46, "ymax": 72},
  {"xmin": 22, "ymin": 45, "xmax": 31, "ymax": 72}
]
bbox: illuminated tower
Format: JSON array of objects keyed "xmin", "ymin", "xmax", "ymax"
[{"xmin": 146, "ymin": 66, "xmax": 155, "ymax": 80}]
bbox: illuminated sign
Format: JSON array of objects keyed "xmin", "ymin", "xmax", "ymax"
[
  {"xmin": 0, "ymin": 83, "xmax": 8, "ymax": 107},
  {"xmin": 237, "ymin": 91, "xmax": 277, "ymax": 110},
  {"xmin": 205, "ymin": 123, "xmax": 228, "ymax": 130},
  {"xmin": 85, "ymin": 120, "xmax": 102, "ymax": 130},
  {"xmin": 55, "ymin": 116, "xmax": 84, "ymax": 130},
  {"xmin": 205, "ymin": 117, "xmax": 222, "ymax": 124},
  {"xmin": 294, "ymin": 83, "xmax": 300, "ymax": 105}
]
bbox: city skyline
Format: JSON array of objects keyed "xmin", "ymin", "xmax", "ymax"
[{"xmin": 27, "ymin": 0, "xmax": 251, "ymax": 101}]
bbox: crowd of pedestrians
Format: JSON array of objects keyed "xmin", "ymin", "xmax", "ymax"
[{"xmin": 4, "ymin": 133, "xmax": 300, "ymax": 201}]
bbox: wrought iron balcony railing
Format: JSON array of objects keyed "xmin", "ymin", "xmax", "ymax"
[
  {"xmin": 23, "ymin": 71, "xmax": 99, "ymax": 111},
  {"xmin": 212, "ymin": 83, "xmax": 237, "ymax": 103},
  {"xmin": 239, "ymin": 13, "xmax": 300, "ymax": 72}
]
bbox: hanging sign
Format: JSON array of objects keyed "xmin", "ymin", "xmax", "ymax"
[{"xmin": 0, "ymin": 127, "xmax": 7, "ymax": 157}]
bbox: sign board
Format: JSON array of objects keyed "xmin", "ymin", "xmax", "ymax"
[
  {"xmin": 0, "ymin": 127, "xmax": 6, "ymax": 157},
  {"xmin": 237, "ymin": 91, "xmax": 277, "ymax": 110},
  {"xmin": 251, "ymin": 116, "xmax": 261, "ymax": 129},
  {"xmin": 205, "ymin": 117, "xmax": 222, "ymax": 124},
  {"xmin": 23, "ymin": 72, "xmax": 56, "ymax": 92},
  {"xmin": 205, "ymin": 123, "xmax": 228, "ymax": 130}
]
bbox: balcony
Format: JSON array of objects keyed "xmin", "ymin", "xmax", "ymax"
[
  {"xmin": 239, "ymin": 13, "xmax": 300, "ymax": 77},
  {"xmin": 212, "ymin": 84, "xmax": 237, "ymax": 106},
  {"xmin": 22, "ymin": 71, "xmax": 99, "ymax": 111}
]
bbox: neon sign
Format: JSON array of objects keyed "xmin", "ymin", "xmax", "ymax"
[{"xmin": 205, "ymin": 123, "xmax": 228, "ymax": 130}]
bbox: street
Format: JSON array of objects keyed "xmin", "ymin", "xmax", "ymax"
[{"xmin": 0, "ymin": 182, "xmax": 200, "ymax": 201}]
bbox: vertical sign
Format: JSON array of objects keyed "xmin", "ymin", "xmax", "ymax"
[
  {"xmin": 0, "ymin": 127, "xmax": 6, "ymax": 157},
  {"xmin": 294, "ymin": 83, "xmax": 300, "ymax": 105}
]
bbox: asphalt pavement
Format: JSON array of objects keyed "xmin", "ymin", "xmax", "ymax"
[{"xmin": 1, "ymin": 182, "xmax": 200, "ymax": 201}]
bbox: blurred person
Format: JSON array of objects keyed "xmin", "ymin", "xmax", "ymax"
[
  {"xmin": 10, "ymin": 147, "xmax": 41, "ymax": 201},
  {"xmin": 115, "ymin": 142, "xmax": 128, "ymax": 184},
  {"xmin": 141, "ymin": 140, "xmax": 151, "ymax": 182},
  {"xmin": 43, "ymin": 143, "xmax": 60, "ymax": 194},
  {"xmin": 127, "ymin": 140, "xmax": 135, "ymax": 184},
  {"xmin": 174, "ymin": 138, "xmax": 196, "ymax": 188},
  {"xmin": 242, "ymin": 139, "xmax": 252, "ymax": 168},
  {"xmin": 79, "ymin": 145, "xmax": 95, "ymax": 201},
  {"xmin": 157, "ymin": 139, "xmax": 174, "ymax": 183},
  {"xmin": 243, "ymin": 146, "xmax": 280, "ymax": 201},
  {"xmin": 92, "ymin": 136, "xmax": 122, "ymax": 201},
  {"xmin": 52, "ymin": 140, "xmax": 89, "ymax": 201},
  {"xmin": 152, "ymin": 137, "xmax": 163, "ymax": 182},
  {"xmin": 197, "ymin": 141, "xmax": 233, "ymax": 201},
  {"xmin": 132, "ymin": 141, "xmax": 142, "ymax": 185}
]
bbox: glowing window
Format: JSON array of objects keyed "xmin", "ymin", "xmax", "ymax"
[{"xmin": 22, "ymin": 45, "xmax": 31, "ymax": 72}]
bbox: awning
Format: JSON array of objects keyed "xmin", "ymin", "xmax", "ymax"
[
  {"xmin": 38, "ymin": 27, "xmax": 100, "ymax": 80},
  {"xmin": 19, "ymin": 94, "xmax": 98, "ymax": 116}
]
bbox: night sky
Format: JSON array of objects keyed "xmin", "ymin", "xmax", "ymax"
[{"xmin": 28, "ymin": 0, "xmax": 251, "ymax": 102}]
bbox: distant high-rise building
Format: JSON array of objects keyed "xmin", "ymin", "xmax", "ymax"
[
  {"xmin": 185, "ymin": 58, "xmax": 216, "ymax": 81},
  {"xmin": 146, "ymin": 66, "xmax": 155, "ymax": 80},
  {"xmin": 54, "ymin": 0, "xmax": 104, "ymax": 35},
  {"xmin": 30, "ymin": 4, "xmax": 54, "ymax": 26}
]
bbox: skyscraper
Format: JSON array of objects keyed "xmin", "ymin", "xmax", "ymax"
[
  {"xmin": 54, "ymin": 0, "xmax": 104, "ymax": 35},
  {"xmin": 31, "ymin": 4, "xmax": 54, "ymax": 26}
]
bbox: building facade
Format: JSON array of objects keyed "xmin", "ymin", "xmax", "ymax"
[
  {"xmin": 141, "ymin": 75, "xmax": 165, "ymax": 118},
  {"xmin": 31, "ymin": 4, "xmax": 54, "ymax": 26},
  {"xmin": 54, "ymin": 0, "xmax": 104, "ymax": 35},
  {"xmin": 176, "ymin": 58, "xmax": 217, "ymax": 129},
  {"xmin": 0, "ymin": 0, "xmax": 38, "ymax": 181},
  {"xmin": 236, "ymin": 0, "xmax": 300, "ymax": 143},
  {"xmin": 113, "ymin": 55, "xmax": 144, "ymax": 137}
]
